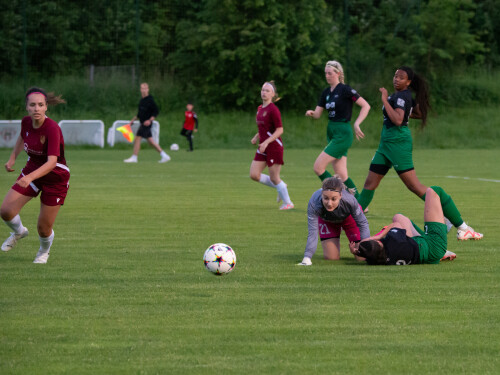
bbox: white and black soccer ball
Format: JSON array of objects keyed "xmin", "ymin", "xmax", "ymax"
[
  {"xmin": 170, "ymin": 143, "xmax": 179, "ymax": 151},
  {"xmin": 203, "ymin": 243, "xmax": 236, "ymax": 275}
]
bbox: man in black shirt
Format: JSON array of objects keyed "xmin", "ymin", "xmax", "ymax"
[
  {"xmin": 351, "ymin": 186, "xmax": 455, "ymax": 265},
  {"xmin": 124, "ymin": 83, "xmax": 171, "ymax": 163}
]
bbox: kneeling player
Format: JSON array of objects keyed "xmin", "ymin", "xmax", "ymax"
[
  {"xmin": 299, "ymin": 176, "xmax": 370, "ymax": 265},
  {"xmin": 352, "ymin": 186, "xmax": 456, "ymax": 265}
]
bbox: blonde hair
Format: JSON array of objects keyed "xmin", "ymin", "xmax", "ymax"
[
  {"xmin": 264, "ymin": 80, "xmax": 281, "ymax": 102},
  {"xmin": 325, "ymin": 60, "xmax": 345, "ymax": 83}
]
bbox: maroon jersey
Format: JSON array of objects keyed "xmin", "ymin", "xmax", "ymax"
[
  {"xmin": 21, "ymin": 116, "xmax": 68, "ymax": 175},
  {"xmin": 183, "ymin": 110, "xmax": 198, "ymax": 131},
  {"xmin": 256, "ymin": 103, "xmax": 283, "ymax": 147}
]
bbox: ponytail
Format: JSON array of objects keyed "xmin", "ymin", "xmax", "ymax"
[
  {"xmin": 25, "ymin": 87, "xmax": 66, "ymax": 106},
  {"xmin": 398, "ymin": 66, "xmax": 430, "ymax": 127}
]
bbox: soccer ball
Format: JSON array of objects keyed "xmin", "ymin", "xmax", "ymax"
[
  {"xmin": 203, "ymin": 243, "xmax": 236, "ymax": 275},
  {"xmin": 170, "ymin": 143, "xmax": 179, "ymax": 151}
]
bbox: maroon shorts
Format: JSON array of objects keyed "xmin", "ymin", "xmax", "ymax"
[
  {"xmin": 253, "ymin": 144, "xmax": 284, "ymax": 167},
  {"xmin": 318, "ymin": 215, "xmax": 361, "ymax": 242},
  {"xmin": 12, "ymin": 165, "xmax": 70, "ymax": 206}
]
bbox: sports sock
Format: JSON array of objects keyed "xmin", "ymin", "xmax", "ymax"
[
  {"xmin": 421, "ymin": 186, "xmax": 464, "ymax": 228},
  {"xmin": 4, "ymin": 214, "xmax": 24, "ymax": 234},
  {"xmin": 276, "ymin": 181, "xmax": 292, "ymax": 204},
  {"xmin": 357, "ymin": 189, "xmax": 374, "ymax": 210},
  {"xmin": 343, "ymin": 177, "xmax": 359, "ymax": 199},
  {"xmin": 39, "ymin": 230, "xmax": 54, "ymax": 252},
  {"xmin": 318, "ymin": 171, "xmax": 332, "ymax": 181},
  {"xmin": 259, "ymin": 174, "xmax": 277, "ymax": 189},
  {"xmin": 160, "ymin": 150, "xmax": 169, "ymax": 158}
]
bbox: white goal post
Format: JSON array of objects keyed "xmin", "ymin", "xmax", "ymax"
[
  {"xmin": 59, "ymin": 120, "xmax": 105, "ymax": 148},
  {"xmin": 0, "ymin": 120, "xmax": 21, "ymax": 148},
  {"xmin": 107, "ymin": 120, "xmax": 160, "ymax": 147}
]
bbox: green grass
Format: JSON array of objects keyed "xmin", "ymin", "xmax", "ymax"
[{"xmin": 0, "ymin": 147, "xmax": 499, "ymax": 374}]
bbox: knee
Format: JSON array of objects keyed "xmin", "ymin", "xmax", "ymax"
[
  {"xmin": 324, "ymin": 254, "xmax": 340, "ymax": 261},
  {"xmin": 313, "ymin": 163, "xmax": 324, "ymax": 176},
  {"xmin": 37, "ymin": 223, "xmax": 52, "ymax": 238},
  {"xmin": 249, "ymin": 172, "xmax": 260, "ymax": 182},
  {"xmin": 0, "ymin": 206, "xmax": 14, "ymax": 221},
  {"xmin": 392, "ymin": 213, "xmax": 406, "ymax": 223}
]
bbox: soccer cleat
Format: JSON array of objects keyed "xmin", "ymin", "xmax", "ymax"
[
  {"xmin": 457, "ymin": 225, "xmax": 483, "ymax": 241},
  {"xmin": 297, "ymin": 257, "xmax": 312, "ymax": 266},
  {"xmin": 444, "ymin": 218, "xmax": 453, "ymax": 233},
  {"xmin": 1, "ymin": 228, "xmax": 29, "ymax": 252},
  {"xmin": 279, "ymin": 202, "xmax": 294, "ymax": 210},
  {"xmin": 440, "ymin": 250, "xmax": 456, "ymax": 261},
  {"xmin": 33, "ymin": 248, "xmax": 50, "ymax": 264},
  {"xmin": 124, "ymin": 155, "xmax": 138, "ymax": 163},
  {"xmin": 159, "ymin": 154, "xmax": 171, "ymax": 163}
]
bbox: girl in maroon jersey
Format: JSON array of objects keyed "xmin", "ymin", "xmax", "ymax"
[
  {"xmin": 249, "ymin": 81, "xmax": 293, "ymax": 210},
  {"xmin": 1, "ymin": 87, "xmax": 69, "ymax": 264}
]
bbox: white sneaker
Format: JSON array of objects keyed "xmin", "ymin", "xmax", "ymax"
[
  {"xmin": 297, "ymin": 257, "xmax": 312, "ymax": 266},
  {"xmin": 1, "ymin": 227, "xmax": 29, "ymax": 252},
  {"xmin": 444, "ymin": 218, "xmax": 453, "ymax": 233},
  {"xmin": 159, "ymin": 154, "xmax": 171, "ymax": 163},
  {"xmin": 440, "ymin": 250, "xmax": 456, "ymax": 261},
  {"xmin": 457, "ymin": 224, "xmax": 483, "ymax": 241},
  {"xmin": 124, "ymin": 155, "xmax": 138, "ymax": 163},
  {"xmin": 33, "ymin": 248, "xmax": 50, "ymax": 264}
]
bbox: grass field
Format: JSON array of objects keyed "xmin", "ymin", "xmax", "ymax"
[{"xmin": 0, "ymin": 147, "xmax": 499, "ymax": 374}]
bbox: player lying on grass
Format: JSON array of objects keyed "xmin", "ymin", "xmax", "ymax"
[
  {"xmin": 298, "ymin": 176, "xmax": 370, "ymax": 266},
  {"xmin": 351, "ymin": 186, "xmax": 456, "ymax": 265}
]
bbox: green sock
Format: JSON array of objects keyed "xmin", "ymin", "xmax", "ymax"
[
  {"xmin": 318, "ymin": 170, "xmax": 332, "ymax": 181},
  {"xmin": 420, "ymin": 186, "xmax": 464, "ymax": 227},
  {"xmin": 343, "ymin": 177, "xmax": 359, "ymax": 199},
  {"xmin": 410, "ymin": 220, "xmax": 425, "ymax": 236},
  {"xmin": 357, "ymin": 189, "xmax": 374, "ymax": 210}
]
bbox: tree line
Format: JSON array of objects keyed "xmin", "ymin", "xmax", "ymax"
[{"xmin": 0, "ymin": 0, "xmax": 498, "ymax": 110}]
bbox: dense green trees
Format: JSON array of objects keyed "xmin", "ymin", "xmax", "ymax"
[{"xmin": 0, "ymin": 0, "xmax": 497, "ymax": 109}]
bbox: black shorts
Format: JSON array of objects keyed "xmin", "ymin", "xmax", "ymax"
[
  {"xmin": 137, "ymin": 124, "xmax": 153, "ymax": 138},
  {"xmin": 181, "ymin": 128, "xmax": 193, "ymax": 137}
]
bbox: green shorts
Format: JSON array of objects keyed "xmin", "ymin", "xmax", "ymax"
[
  {"xmin": 324, "ymin": 121, "xmax": 353, "ymax": 158},
  {"xmin": 412, "ymin": 222, "xmax": 448, "ymax": 264},
  {"xmin": 371, "ymin": 139, "xmax": 414, "ymax": 173}
]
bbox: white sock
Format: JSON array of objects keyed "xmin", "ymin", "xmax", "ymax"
[
  {"xmin": 4, "ymin": 215, "xmax": 24, "ymax": 234},
  {"xmin": 458, "ymin": 222, "xmax": 468, "ymax": 231},
  {"xmin": 39, "ymin": 230, "xmax": 54, "ymax": 252},
  {"xmin": 276, "ymin": 181, "xmax": 291, "ymax": 204},
  {"xmin": 259, "ymin": 174, "xmax": 277, "ymax": 189},
  {"xmin": 160, "ymin": 150, "xmax": 169, "ymax": 158}
]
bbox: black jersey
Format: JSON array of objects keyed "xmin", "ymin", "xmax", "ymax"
[
  {"xmin": 317, "ymin": 83, "xmax": 360, "ymax": 122},
  {"xmin": 137, "ymin": 95, "xmax": 159, "ymax": 124},
  {"xmin": 382, "ymin": 89, "xmax": 414, "ymax": 129},
  {"xmin": 380, "ymin": 227, "xmax": 421, "ymax": 265}
]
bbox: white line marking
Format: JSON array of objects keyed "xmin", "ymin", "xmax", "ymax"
[{"xmin": 445, "ymin": 176, "xmax": 500, "ymax": 183}]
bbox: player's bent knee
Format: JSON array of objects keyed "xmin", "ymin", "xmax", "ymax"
[
  {"xmin": 324, "ymin": 254, "xmax": 340, "ymax": 260},
  {"xmin": 249, "ymin": 173, "xmax": 260, "ymax": 182},
  {"xmin": 392, "ymin": 213, "xmax": 406, "ymax": 223}
]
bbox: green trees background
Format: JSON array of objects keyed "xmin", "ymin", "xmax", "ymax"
[{"xmin": 0, "ymin": 0, "xmax": 498, "ymax": 110}]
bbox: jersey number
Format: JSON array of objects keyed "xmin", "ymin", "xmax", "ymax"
[{"xmin": 319, "ymin": 224, "xmax": 331, "ymax": 235}]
